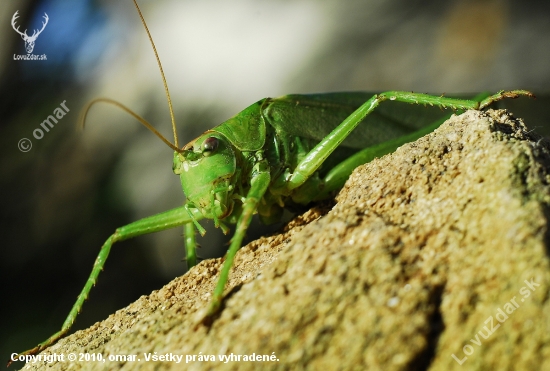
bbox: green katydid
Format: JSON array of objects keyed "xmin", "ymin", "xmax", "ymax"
[{"xmin": 12, "ymin": 0, "xmax": 534, "ymax": 363}]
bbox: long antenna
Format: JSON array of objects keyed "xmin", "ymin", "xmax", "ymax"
[
  {"xmin": 80, "ymin": 98, "xmax": 181, "ymax": 152},
  {"xmin": 132, "ymin": 0, "xmax": 179, "ymax": 149}
]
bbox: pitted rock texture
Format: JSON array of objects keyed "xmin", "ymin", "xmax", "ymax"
[{"xmin": 21, "ymin": 110, "xmax": 550, "ymax": 371}]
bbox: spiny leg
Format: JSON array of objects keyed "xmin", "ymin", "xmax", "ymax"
[
  {"xmin": 308, "ymin": 92, "xmax": 499, "ymax": 201},
  {"xmin": 310, "ymin": 116, "xmax": 448, "ymax": 202},
  {"xmin": 202, "ymin": 164, "xmax": 271, "ymax": 320},
  {"xmin": 479, "ymin": 90, "xmax": 534, "ymax": 109},
  {"xmin": 184, "ymin": 222, "xmax": 197, "ymax": 269},
  {"xmin": 14, "ymin": 205, "xmax": 204, "ymax": 359},
  {"xmin": 286, "ymin": 90, "xmax": 533, "ymax": 191}
]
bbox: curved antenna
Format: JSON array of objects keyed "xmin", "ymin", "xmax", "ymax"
[
  {"xmin": 80, "ymin": 98, "xmax": 182, "ymax": 152},
  {"xmin": 132, "ymin": 0, "xmax": 179, "ymax": 149}
]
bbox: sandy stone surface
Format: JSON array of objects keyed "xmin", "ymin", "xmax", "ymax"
[{"xmin": 19, "ymin": 109, "xmax": 550, "ymax": 371}]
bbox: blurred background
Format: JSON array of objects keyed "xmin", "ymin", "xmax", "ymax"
[{"xmin": 1, "ymin": 0, "xmax": 549, "ymax": 367}]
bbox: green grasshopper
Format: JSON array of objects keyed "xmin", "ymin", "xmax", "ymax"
[{"xmin": 12, "ymin": 0, "xmax": 534, "ymax": 363}]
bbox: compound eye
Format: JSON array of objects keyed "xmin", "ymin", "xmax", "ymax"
[{"xmin": 201, "ymin": 137, "xmax": 219, "ymax": 156}]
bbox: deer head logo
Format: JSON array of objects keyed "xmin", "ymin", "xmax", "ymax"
[{"xmin": 11, "ymin": 11, "xmax": 49, "ymax": 54}]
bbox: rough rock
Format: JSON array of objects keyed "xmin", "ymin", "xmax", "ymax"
[{"xmin": 20, "ymin": 109, "xmax": 550, "ymax": 371}]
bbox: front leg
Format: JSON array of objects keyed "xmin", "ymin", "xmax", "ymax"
[
  {"xmin": 13, "ymin": 205, "xmax": 204, "ymax": 361},
  {"xmin": 184, "ymin": 222, "xmax": 197, "ymax": 269},
  {"xmin": 203, "ymin": 161, "xmax": 271, "ymax": 319}
]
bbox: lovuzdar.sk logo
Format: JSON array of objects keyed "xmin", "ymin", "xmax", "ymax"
[{"xmin": 12, "ymin": 10, "xmax": 48, "ymax": 60}]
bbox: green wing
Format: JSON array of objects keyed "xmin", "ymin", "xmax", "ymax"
[{"xmin": 263, "ymin": 92, "xmax": 463, "ymax": 149}]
